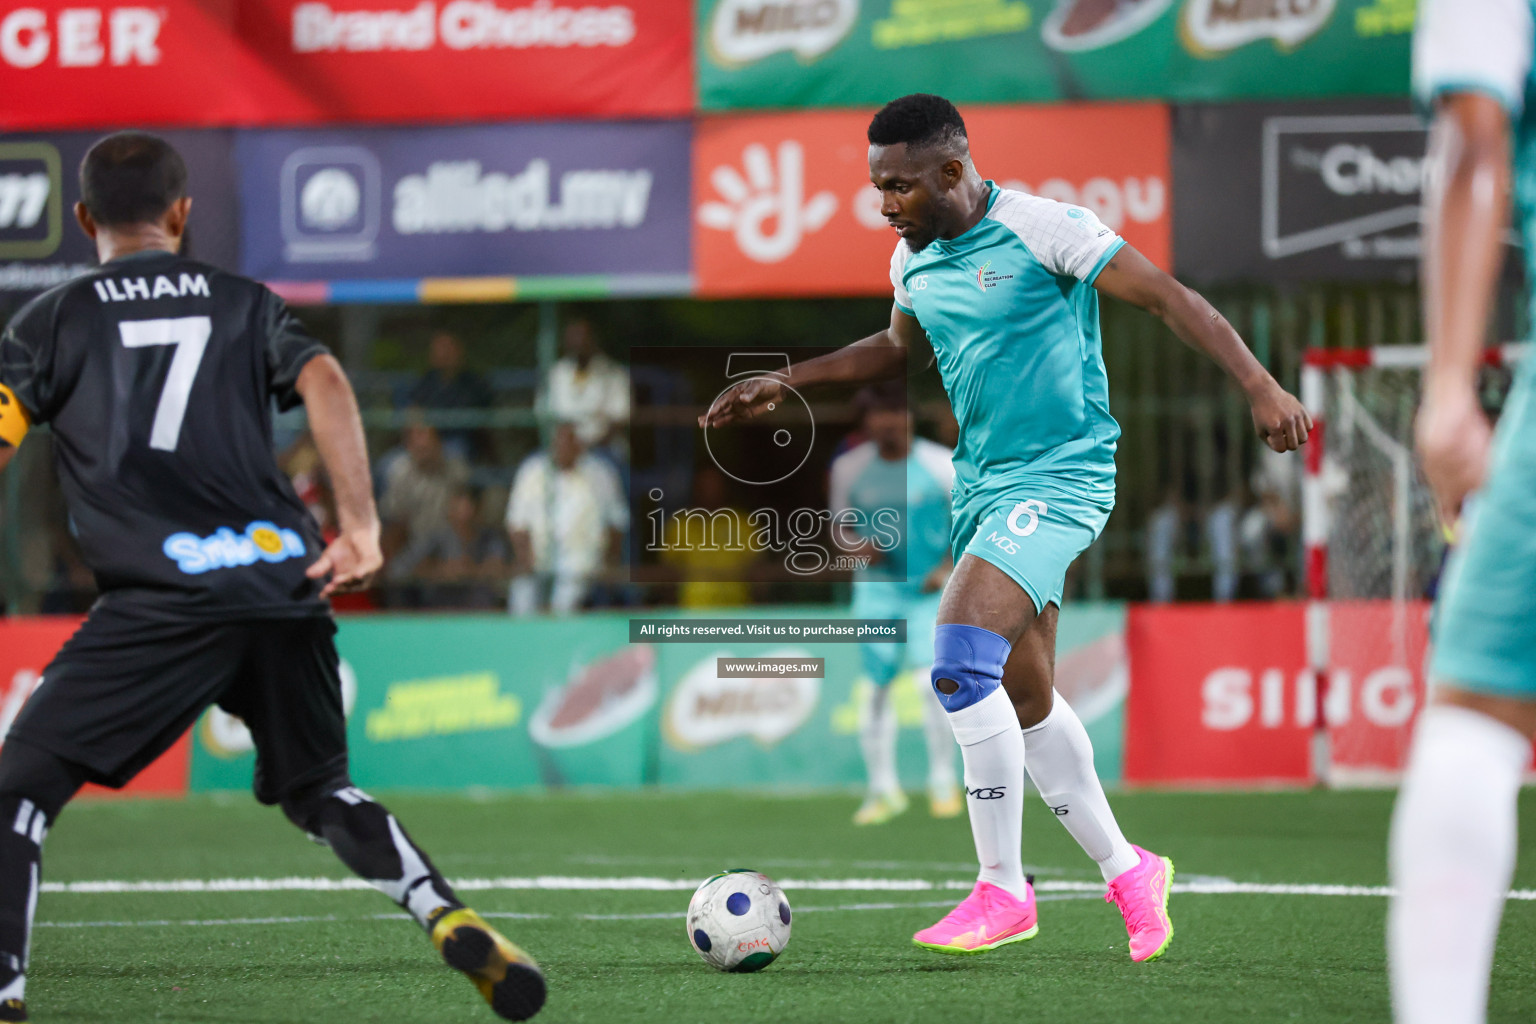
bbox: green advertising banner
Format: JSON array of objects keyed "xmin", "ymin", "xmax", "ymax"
[
  {"xmin": 696, "ymin": 0, "xmax": 1413, "ymax": 111},
  {"xmin": 190, "ymin": 604, "xmax": 1127, "ymax": 795}
]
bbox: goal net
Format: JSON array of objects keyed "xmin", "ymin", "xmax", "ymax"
[{"xmin": 1301, "ymin": 345, "xmax": 1521, "ymax": 785}]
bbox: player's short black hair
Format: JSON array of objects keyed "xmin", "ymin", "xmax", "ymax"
[
  {"xmin": 79, "ymin": 132, "xmax": 188, "ymax": 228},
  {"xmin": 855, "ymin": 380, "xmax": 908, "ymax": 417},
  {"xmin": 867, "ymin": 94, "xmax": 967, "ymax": 152}
]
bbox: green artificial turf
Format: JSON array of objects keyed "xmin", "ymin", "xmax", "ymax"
[{"xmin": 26, "ymin": 789, "xmax": 1536, "ymax": 1022}]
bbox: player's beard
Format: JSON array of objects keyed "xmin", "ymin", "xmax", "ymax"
[{"xmin": 903, "ymin": 224, "xmax": 938, "ymax": 251}]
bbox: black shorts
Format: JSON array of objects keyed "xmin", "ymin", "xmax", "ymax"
[{"xmin": 8, "ymin": 607, "xmax": 347, "ymax": 805}]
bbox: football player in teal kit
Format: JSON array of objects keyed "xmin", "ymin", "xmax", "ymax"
[{"xmin": 706, "ymin": 94, "xmax": 1309, "ymax": 961}]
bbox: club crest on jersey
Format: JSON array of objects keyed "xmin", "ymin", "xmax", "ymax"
[
  {"xmin": 974, "ymin": 260, "xmax": 1013, "ymax": 291},
  {"xmin": 163, "ymin": 521, "xmax": 306, "ymax": 575},
  {"xmin": 94, "ymin": 273, "xmax": 209, "ymax": 303}
]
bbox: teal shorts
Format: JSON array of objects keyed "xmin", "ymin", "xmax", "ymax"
[
  {"xmin": 851, "ymin": 581, "xmax": 941, "ymax": 686},
  {"xmin": 952, "ymin": 487, "xmax": 1111, "ymax": 615},
  {"xmin": 1431, "ymin": 367, "xmax": 1536, "ymax": 699}
]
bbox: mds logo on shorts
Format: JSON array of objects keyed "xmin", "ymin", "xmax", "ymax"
[
  {"xmin": 163, "ymin": 521, "xmax": 307, "ymax": 575},
  {"xmin": 0, "ymin": 143, "xmax": 62, "ymax": 259}
]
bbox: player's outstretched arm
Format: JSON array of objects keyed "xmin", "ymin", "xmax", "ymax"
[
  {"xmin": 1416, "ymin": 92, "xmax": 1511, "ymax": 525},
  {"xmin": 1094, "ymin": 246, "xmax": 1311, "ymax": 453},
  {"xmin": 700, "ymin": 304, "xmax": 921, "ymax": 428},
  {"xmin": 297, "ymin": 354, "xmax": 384, "ymax": 598}
]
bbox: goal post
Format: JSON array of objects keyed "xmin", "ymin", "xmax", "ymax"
[{"xmin": 1300, "ymin": 344, "xmax": 1522, "ymax": 785}]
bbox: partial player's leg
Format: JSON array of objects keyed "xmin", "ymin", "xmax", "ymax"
[
  {"xmin": 1008, "ymin": 608, "xmax": 1171, "ymax": 961},
  {"xmin": 1011, "ymin": 610, "xmax": 1137, "ymax": 882},
  {"xmin": 913, "ymin": 553, "xmax": 1038, "ymax": 954},
  {"xmin": 852, "ymin": 666, "xmax": 908, "ymax": 826},
  {"xmin": 0, "ymin": 609, "xmax": 245, "ymax": 1022},
  {"xmin": 224, "ymin": 618, "xmax": 545, "ymax": 1021},
  {"xmin": 912, "ymin": 491, "xmax": 1170, "ymax": 960},
  {"xmin": 0, "ymin": 741, "xmax": 88, "ymax": 1022},
  {"xmin": 903, "ymin": 589, "xmax": 960, "ymax": 817},
  {"xmin": 920, "ymin": 679, "xmax": 962, "ymax": 817},
  {"xmin": 1389, "ymin": 691, "xmax": 1534, "ymax": 1024},
  {"xmin": 851, "ymin": 583, "xmax": 909, "ymax": 826},
  {"xmin": 276, "ymin": 773, "xmax": 543, "ymax": 1019}
]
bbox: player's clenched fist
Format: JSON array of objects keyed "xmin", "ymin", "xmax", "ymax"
[
  {"xmin": 1248, "ymin": 381, "xmax": 1313, "ymax": 453},
  {"xmin": 700, "ymin": 376, "xmax": 787, "ymax": 429},
  {"xmin": 1415, "ymin": 386, "xmax": 1491, "ymax": 525}
]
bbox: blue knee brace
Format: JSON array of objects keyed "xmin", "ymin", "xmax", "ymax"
[{"xmin": 930, "ymin": 624, "xmax": 1012, "ymax": 713}]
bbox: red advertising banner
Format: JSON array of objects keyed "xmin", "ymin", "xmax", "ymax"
[
  {"xmin": 0, "ymin": 618, "xmax": 189, "ymax": 797},
  {"xmin": 0, "ymin": 1, "xmax": 692, "ymax": 130},
  {"xmin": 1125, "ymin": 603, "xmax": 1312, "ymax": 785},
  {"xmin": 0, "ymin": 3, "xmax": 290, "ymax": 130},
  {"xmin": 1124, "ymin": 601, "xmax": 1476, "ymax": 785},
  {"xmin": 1324, "ymin": 601, "xmax": 1429, "ymax": 781},
  {"xmin": 693, "ymin": 104, "xmax": 1170, "ymax": 298}
]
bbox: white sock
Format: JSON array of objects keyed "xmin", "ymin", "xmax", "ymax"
[
  {"xmin": 946, "ymin": 686, "xmax": 1029, "ymax": 901},
  {"xmin": 919, "ymin": 669, "xmax": 959, "ymax": 793},
  {"xmin": 1022, "ymin": 692, "xmax": 1140, "ymax": 882},
  {"xmin": 1389, "ymin": 703, "xmax": 1529, "ymax": 1024},
  {"xmin": 859, "ymin": 683, "xmax": 900, "ymax": 798}
]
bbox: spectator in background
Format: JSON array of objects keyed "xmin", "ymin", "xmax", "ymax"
[
  {"xmin": 386, "ymin": 487, "xmax": 509, "ymax": 609},
  {"xmin": 1204, "ymin": 489, "xmax": 1243, "ymax": 603},
  {"xmin": 1145, "ymin": 484, "xmax": 1187, "ymax": 603},
  {"xmin": 380, "ymin": 417, "xmax": 471, "ymax": 562},
  {"xmin": 404, "ymin": 330, "xmax": 492, "ymax": 460},
  {"xmin": 1241, "ymin": 446, "xmax": 1302, "ymax": 598},
  {"xmin": 284, "ymin": 431, "xmax": 377, "ymax": 612},
  {"xmin": 505, "ymin": 422, "xmax": 626, "ymax": 616},
  {"xmin": 1146, "ymin": 481, "xmax": 1248, "ymax": 603},
  {"xmin": 542, "ymin": 318, "xmax": 628, "ymax": 462}
]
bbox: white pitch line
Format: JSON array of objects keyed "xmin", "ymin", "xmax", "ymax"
[
  {"xmin": 37, "ymin": 896, "xmax": 1103, "ymax": 931},
  {"xmin": 35, "ymin": 875, "xmax": 1536, "ymax": 901},
  {"xmin": 41, "ymin": 876, "xmax": 942, "ymax": 895},
  {"xmin": 579, "ymin": 893, "xmax": 1101, "ymax": 922}
]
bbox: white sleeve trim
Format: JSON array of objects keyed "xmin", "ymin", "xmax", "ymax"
[
  {"xmin": 1413, "ymin": 0, "xmax": 1532, "ymax": 116},
  {"xmin": 889, "ymin": 242, "xmax": 914, "ymax": 311},
  {"xmin": 987, "ymin": 188, "xmax": 1123, "ymax": 282}
]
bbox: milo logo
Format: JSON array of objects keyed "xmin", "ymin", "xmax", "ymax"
[
  {"xmin": 1181, "ymin": 0, "xmax": 1335, "ymax": 55},
  {"xmin": 708, "ymin": 0, "xmax": 857, "ymax": 64}
]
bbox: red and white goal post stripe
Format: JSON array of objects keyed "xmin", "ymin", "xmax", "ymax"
[{"xmin": 1299, "ymin": 343, "xmax": 1525, "ymax": 785}]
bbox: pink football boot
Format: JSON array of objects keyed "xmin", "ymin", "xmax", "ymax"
[
  {"xmin": 912, "ymin": 880, "xmax": 1039, "ymax": 954},
  {"xmin": 1105, "ymin": 845, "xmax": 1175, "ymax": 962}
]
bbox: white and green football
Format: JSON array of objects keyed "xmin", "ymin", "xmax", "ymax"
[{"xmin": 686, "ymin": 869, "xmax": 792, "ymax": 972}]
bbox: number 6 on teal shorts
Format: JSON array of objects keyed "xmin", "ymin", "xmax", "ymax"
[{"xmin": 954, "ymin": 490, "xmax": 1111, "ymax": 616}]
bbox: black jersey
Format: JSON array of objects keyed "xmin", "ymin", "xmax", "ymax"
[{"xmin": 0, "ymin": 250, "xmax": 330, "ymax": 621}]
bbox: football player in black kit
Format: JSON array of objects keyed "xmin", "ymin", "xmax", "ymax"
[{"xmin": 0, "ymin": 133, "xmax": 546, "ymax": 1022}]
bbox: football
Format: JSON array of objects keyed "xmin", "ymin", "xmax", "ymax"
[{"xmin": 686, "ymin": 869, "xmax": 792, "ymax": 972}]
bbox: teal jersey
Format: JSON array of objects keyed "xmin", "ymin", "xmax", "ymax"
[
  {"xmin": 890, "ymin": 182, "xmax": 1125, "ymax": 508},
  {"xmin": 828, "ymin": 437, "xmax": 954, "ymax": 593}
]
